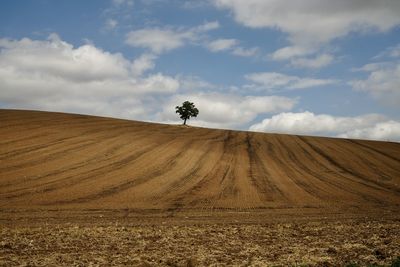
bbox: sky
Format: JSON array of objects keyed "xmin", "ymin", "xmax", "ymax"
[{"xmin": 1, "ymin": 0, "xmax": 400, "ymax": 141}]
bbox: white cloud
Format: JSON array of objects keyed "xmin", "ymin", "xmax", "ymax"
[
  {"xmin": 349, "ymin": 61, "xmax": 400, "ymax": 107},
  {"xmin": 213, "ymin": 0, "xmax": 400, "ymax": 46},
  {"xmin": 387, "ymin": 44, "xmax": 400, "ymax": 58},
  {"xmin": 269, "ymin": 46, "xmax": 334, "ymax": 69},
  {"xmin": 0, "ymin": 35, "xmax": 298, "ymax": 130},
  {"xmin": 206, "ymin": 38, "xmax": 259, "ymax": 57},
  {"xmin": 351, "ymin": 62, "xmax": 392, "ymax": 72},
  {"xmin": 125, "ymin": 28, "xmax": 187, "ymax": 54},
  {"xmin": 195, "ymin": 21, "xmax": 220, "ymax": 32},
  {"xmin": 374, "ymin": 43, "xmax": 400, "ymax": 59},
  {"xmin": 126, "ymin": 21, "xmax": 257, "ymax": 58},
  {"xmin": 245, "ymin": 72, "xmax": 337, "ymax": 91},
  {"xmin": 207, "ymin": 38, "xmax": 238, "ymax": 52},
  {"xmin": 270, "ymin": 46, "xmax": 313, "ymax": 61},
  {"xmin": 0, "ymin": 34, "xmax": 131, "ymax": 81},
  {"xmin": 214, "ymin": 1, "xmax": 400, "ymax": 68},
  {"xmin": 159, "ymin": 93, "xmax": 296, "ymax": 128},
  {"xmin": 126, "ymin": 21, "xmax": 258, "ymax": 58},
  {"xmin": 125, "ymin": 21, "xmax": 219, "ymax": 54},
  {"xmin": 249, "ymin": 111, "xmax": 400, "ymax": 142},
  {"xmin": 0, "ymin": 35, "xmax": 179, "ymax": 119},
  {"xmin": 131, "ymin": 53, "xmax": 157, "ymax": 76},
  {"xmin": 290, "ymin": 54, "xmax": 334, "ymax": 69},
  {"xmin": 338, "ymin": 121, "xmax": 400, "ymax": 141}
]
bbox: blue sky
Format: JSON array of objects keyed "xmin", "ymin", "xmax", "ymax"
[{"xmin": 1, "ymin": 0, "xmax": 400, "ymax": 141}]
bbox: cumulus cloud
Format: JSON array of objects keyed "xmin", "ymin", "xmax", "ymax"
[
  {"xmin": 0, "ymin": 34, "xmax": 298, "ymax": 130},
  {"xmin": 125, "ymin": 21, "xmax": 219, "ymax": 54},
  {"xmin": 349, "ymin": 61, "xmax": 400, "ymax": 107},
  {"xmin": 245, "ymin": 72, "xmax": 337, "ymax": 91},
  {"xmin": 214, "ymin": 0, "xmax": 400, "ymax": 68},
  {"xmin": 249, "ymin": 111, "xmax": 400, "ymax": 142},
  {"xmin": 159, "ymin": 93, "xmax": 296, "ymax": 129},
  {"xmin": 0, "ymin": 34, "xmax": 131, "ymax": 81},
  {"xmin": 0, "ymin": 34, "xmax": 179, "ymax": 119},
  {"xmin": 338, "ymin": 121, "xmax": 400, "ymax": 141},
  {"xmin": 131, "ymin": 53, "xmax": 157, "ymax": 76}
]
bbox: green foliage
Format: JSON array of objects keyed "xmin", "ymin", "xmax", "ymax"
[{"xmin": 175, "ymin": 101, "xmax": 199, "ymax": 125}]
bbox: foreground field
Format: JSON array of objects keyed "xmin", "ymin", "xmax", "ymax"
[
  {"xmin": 1, "ymin": 109, "xmax": 400, "ymax": 266},
  {"xmin": 2, "ymin": 216, "xmax": 400, "ymax": 266}
]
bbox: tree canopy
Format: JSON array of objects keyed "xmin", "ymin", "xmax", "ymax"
[{"xmin": 175, "ymin": 101, "xmax": 199, "ymax": 125}]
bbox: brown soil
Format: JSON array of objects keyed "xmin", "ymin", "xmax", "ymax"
[
  {"xmin": 1, "ymin": 109, "xmax": 400, "ymax": 266},
  {"xmin": 2, "ymin": 219, "xmax": 400, "ymax": 266}
]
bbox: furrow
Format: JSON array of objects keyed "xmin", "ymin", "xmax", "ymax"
[
  {"xmin": 298, "ymin": 136, "xmax": 400, "ymax": 195},
  {"xmin": 1, "ymin": 137, "xmax": 172, "ymax": 198},
  {"xmin": 246, "ymin": 133, "xmax": 275, "ymax": 201},
  {"xmin": 44, "ymin": 139, "xmax": 196, "ymax": 205},
  {"xmin": 347, "ymin": 140, "xmax": 400, "ymax": 164}
]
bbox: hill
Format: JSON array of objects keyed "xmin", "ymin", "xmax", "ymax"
[{"xmin": 1, "ymin": 109, "xmax": 399, "ymax": 215}]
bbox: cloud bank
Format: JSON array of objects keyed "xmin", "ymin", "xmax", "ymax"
[
  {"xmin": 0, "ymin": 34, "xmax": 295, "ymax": 130},
  {"xmin": 0, "ymin": 34, "xmax": 179, "ymax": 119},
  {"xmin": 1, "ymin": 34, "xmax": 398, "ymax": 142},
  {"xmin": 250, "ymin": 111, "xmax": 400, "ymax": 141},
  {"xmin": 159, "ymin": 93, "xmax": 296, "ymax": 128}
]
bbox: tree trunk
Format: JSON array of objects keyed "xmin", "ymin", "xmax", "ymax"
[{"xmin": 183, "ymin": 118, "xmax": 187, "ymax": 125}]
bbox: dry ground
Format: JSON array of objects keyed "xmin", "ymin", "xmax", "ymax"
[
  {"xmin": 1, "ymin": 109, "xmax": 400, "ymax": 266},
  {"xmin": 1, "ymin": 215, "xmax": 400, "ymax": 266}
]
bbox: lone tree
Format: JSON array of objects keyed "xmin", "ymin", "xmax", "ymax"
[{"xmin": 175, "ymin": 101, "xmax": 199, "ymax": 125}]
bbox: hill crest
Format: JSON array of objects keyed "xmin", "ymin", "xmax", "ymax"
[{"xmin": 1, "ymin": 109, "xmax": 399, "ymax": 213}]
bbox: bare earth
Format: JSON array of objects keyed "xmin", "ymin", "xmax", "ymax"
[{"xmin": 1, "ymin": 109, "xmax": 400, "ymax": 266}]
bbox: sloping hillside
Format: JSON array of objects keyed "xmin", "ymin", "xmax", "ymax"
[{"xmin": 1, "ymin": 109, "xmax": 399, "ymax": 212}]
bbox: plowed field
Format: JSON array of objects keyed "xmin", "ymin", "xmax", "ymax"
[
  {"xmin": 1, "ymin": 109, "xmax": 399, "ymax": 213},
  {"xmin": 1, "ymin": 109, "xmax": 400, "ymax": 266}
]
